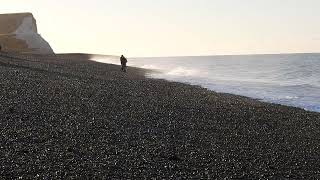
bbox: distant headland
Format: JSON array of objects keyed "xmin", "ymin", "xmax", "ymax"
[{"xmin": 0, "ymin": 12, "xmax": 54, "ymax": 54}]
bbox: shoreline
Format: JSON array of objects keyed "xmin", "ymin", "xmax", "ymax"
[
  {"xmin": 131, "ymin": 54, "xmax": 320, "ymax": 114},
  {"xmin": 144, "ymin": 72, "xmax": 320, "ymax": 114},
  {"xmin": 1, "ymin": 53, "xmax": 320, "ymax": 179}
]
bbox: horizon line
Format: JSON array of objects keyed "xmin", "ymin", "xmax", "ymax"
[
  {"xmin": 129, "ymin": 52, "xmax": 320, "ymax": 58},
  {"xmin": 56, "ymin": 51, "xmax": 320, "ymax": 58}
]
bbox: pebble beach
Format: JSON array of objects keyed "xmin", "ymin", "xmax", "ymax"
[{"xmin": 0, "ymin": 52, "xmax": 320, "ymax": 179}]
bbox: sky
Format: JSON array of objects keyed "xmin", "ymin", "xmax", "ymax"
[{"xmin": 1, "ymin": 0, "xmax": 320, "ymax": 57}]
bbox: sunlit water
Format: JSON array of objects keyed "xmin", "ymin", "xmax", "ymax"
[{"xmin": 91, "ymin": 54, "xmax": 320, "ymax": 112}]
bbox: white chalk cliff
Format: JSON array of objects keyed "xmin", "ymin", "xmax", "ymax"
[{"xmin": 0, "ymin": 13, "xmax": 54, "ymax": 54}]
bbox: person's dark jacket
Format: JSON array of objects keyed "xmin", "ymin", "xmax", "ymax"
[{"xmin": 120, "ymin": 56, "xmax": 127, "ymax": 65}]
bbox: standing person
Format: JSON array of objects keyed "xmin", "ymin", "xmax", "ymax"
[{"xmin": 120, "ymin": 55, "xmax": 128, "ymax": 72}]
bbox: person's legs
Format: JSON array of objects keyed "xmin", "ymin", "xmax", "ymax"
[
  {"xmin": 120, "ymin": 63, "xmax": 127, "ymax": 72},
  {"xmin": 123, "ymin": 64, "xmax": 127, "ymax": 72},
  {"xmin": 121, "ymin": 63, "xmax": 124, "ymax": 71}
]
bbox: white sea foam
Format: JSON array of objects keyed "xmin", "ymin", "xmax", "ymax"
[
  {"xmin": 89, "ymin": 54, "xmax": 320, "ymax": 112},
  {"xmin": 89, "ymin": 55, "xmax": 119, "ymax": 64},
  {"xmin": 167, "ymin": 67, "xmax": 201, "ymax": 76}
]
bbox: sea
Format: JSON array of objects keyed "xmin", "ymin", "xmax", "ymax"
[{"xmin": 91, "ymin": 53, "xmax": 320, "ymax": 113}]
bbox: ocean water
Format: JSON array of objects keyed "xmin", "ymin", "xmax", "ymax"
[{"xmin": 91, "ymin": 54, "xmax": 320, "ymax": 112}]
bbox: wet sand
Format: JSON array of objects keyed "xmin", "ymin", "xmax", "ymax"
[{"xmin": 0, "ymin": 52, "xmax": 320, "ymax": 179}]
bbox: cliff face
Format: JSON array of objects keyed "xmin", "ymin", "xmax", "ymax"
[{"xmin": 0, "ymin": 13, "xmax": 54, "ymax": 54}]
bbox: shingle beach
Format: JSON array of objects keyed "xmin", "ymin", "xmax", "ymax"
[{"xmin": 0, "ymin": 52, "xmax": 320, "ymax": 179}]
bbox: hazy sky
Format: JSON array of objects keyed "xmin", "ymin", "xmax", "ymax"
[{"xmin": 1, "ymin": 0, "xmax": 320, "ymax": 57}]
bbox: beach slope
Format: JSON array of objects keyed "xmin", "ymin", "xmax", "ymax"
[{"xmin": 0, "ymin": 52, "xmax": 319, "ymax": 179}]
